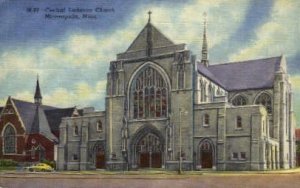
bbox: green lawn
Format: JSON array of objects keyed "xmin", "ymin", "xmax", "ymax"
[{"xmin": 0, "ymin": 166, "xmax": 16, "ymax": 171}]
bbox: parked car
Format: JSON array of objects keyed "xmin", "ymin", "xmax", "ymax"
[{"xmin": 25, "ymin": 163, "xmax": 54, "ymax": 172}]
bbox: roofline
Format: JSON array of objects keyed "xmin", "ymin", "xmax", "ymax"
[
  {"xmin": 226, "ymin": 86, "xmax": 274, "ymax": 92},
  {"xmin": 197, "ymin": 69, "xmax": 227, "ymax": 90},
  {"xmin": 9, "ymin": 97, "xmax": 26, "ymax": 131},
  {"xmin": 209, "ymin": 56, "xmax": 282, "ymax": 67}
]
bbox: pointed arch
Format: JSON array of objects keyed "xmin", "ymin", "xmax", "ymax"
[
  {"xmin": 254, "ymin": 92, "xmax": 272, "ymax": 113},
  {"xmin": 130, "ymin": 124, "xmax": 165, "ymax": 168},
  {"xmin": 197, "ymin": 138, "xmax": 215, "ymax": 169},
  {"xmin": 128, "ymin": 62, "xmax": 170, "ymax": 119},
  {"xmin": 2, "ymin": 123, "xmax": 16, "ymax": 154},
  {"xmin": 231, "ymin": 94, "xmax": 248, "ymax": 106}
]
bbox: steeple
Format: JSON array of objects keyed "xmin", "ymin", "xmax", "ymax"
[
  {"xmin": 201, "ymin": 12, "xmax": 209, "ymax": 67},
  {"xmin": 34, "ymin": 75, "xmax": 42, "ymax": 105},
  {"xmin": 146, "ymin": 10, "xmax": 153, "ymax": 57}
]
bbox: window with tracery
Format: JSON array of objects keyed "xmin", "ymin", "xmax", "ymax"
[
  {"xmin": 255, "ymin": 93, "xmax": 272, "ymax": 113},
  {"xmin": 132, "ymin": 67, "xmax": 168, "ymax": 119},
  {"xmin": 137, "ymin": 133, "xmax": 161, "ymax": 153},
  {"xmin": 232, "ymin": 95, "xmax": 247, "ymax": 106},
  {"xmin": 3, "ymin": 125, "xmax": 16, "ymax": 154}
]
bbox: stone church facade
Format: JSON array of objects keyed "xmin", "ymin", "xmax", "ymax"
[{"xmin": 57, "ymin": 14, "xmax": 296, "ymax": 171}]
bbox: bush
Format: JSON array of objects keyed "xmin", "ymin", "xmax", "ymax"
[{"xmin": 0, "ymin": 159, "xmax": 18, "ymax": 167}]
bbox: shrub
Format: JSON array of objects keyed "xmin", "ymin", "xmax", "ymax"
[{"xmin": 0, "ymin": 159, "xmax": 18, "ymax": 167}]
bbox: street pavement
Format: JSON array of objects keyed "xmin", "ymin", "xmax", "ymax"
[{"xmin": 1, "ymin": 169, "xmax": 300, "ymax": 188}]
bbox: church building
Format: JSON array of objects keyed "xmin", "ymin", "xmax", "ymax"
[
  {"xmin": 0, "ymin": 79, "xmax": 80, "ymax": 162},
  {"xmin": 57, "ymin": 13, "xmax": 296, "ymax": 171}
]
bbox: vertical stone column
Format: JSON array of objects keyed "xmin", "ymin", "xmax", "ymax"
[
  {"xmin": 216, "ymin": 105, "xmax": 226, "ymax": 170},
  {"xmin": 250, "ymin": 114, "xmax": 261, "ymax": 170},
  {"xmin": 57, "ymin": 119, "xmax": 67, "ymax": 170},
  {"xmin": 273, "ymin": 72, "xmax": 283, "ymax": 140},
  {"xmin": 80, "ymin": 119, "xmax": 88, "ymax": 170}
]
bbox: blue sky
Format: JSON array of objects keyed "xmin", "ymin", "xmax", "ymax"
[{"xmin": 0, "ymin": 0, "xmax": 300, "ymax": 123}]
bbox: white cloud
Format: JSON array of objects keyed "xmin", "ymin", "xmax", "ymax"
[
  {"xmin": 43, "ymin": 80, "xmax": 107, "ymax": 108},
  {"xmin": 0, "ymin": 0, "xmax": 252, "ymax": 109},
  {"xmin": 229, "ymin": 0, "xmax": 300, "ymax": 61}
]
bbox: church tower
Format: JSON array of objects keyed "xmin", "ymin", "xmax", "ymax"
[
  {"xmin": 34, "ymin": 75, "xmax": 42, "ymax": 105},
  {"xmin": 104, "ymin": 11, "xmax": 194, "ymax": 170},
  {"xmin": 201, "ymin": 13, "xmax": 209, "ymax": 67}
]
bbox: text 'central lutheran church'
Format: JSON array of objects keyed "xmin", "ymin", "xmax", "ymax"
[{"xmin": 57, "ymin": 13, "xmax": 296, "ymax": 171}]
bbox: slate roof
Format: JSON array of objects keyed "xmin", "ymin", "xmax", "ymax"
[
  {"xmin": 12, "ymin": 99, "xmax": 54, "ymax": 133},
  {"xmin": 11, "ymin": 98, "xmax": 75, "ymax": 141},
  {"xmin": 44, "ymin": 108, "xmax": 76, "ymax": 132},
  {"xmin": 31, "ymin": 106, "xmax": 58, "ymax": 141},
  {"xmin": 126, "ymin": 23, "xmax": 174, "ymax": 52},
  {"xmin": 198, "ymin": 56, "xmax": 282, "ymax": 91}
]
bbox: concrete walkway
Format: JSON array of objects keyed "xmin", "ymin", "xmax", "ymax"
[{"xmin": 1, "ymin": 168, "xmax": 300, "ymax": 179}]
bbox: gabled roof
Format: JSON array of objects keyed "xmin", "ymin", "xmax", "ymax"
[
  {"xmin": 197, "ymin": 56, "xmax": 282, "ymax": 91},
  {"xmin": 44, "ymin": 107, "xmax": 76, "ymax": 132},
  {"xmin": 197, "ymin": 63, "xmax": 226, "ymax": 89},
  {"xmin": 31, "ymin": 106, "xmax": 57, "ymax": 142},
  {"xmin": 10, "ymin": 98, "xmax": 75, "ymax": 141},
  {"xmin": 126, "ymin": 23, "xmax": 174, "ymax": 52},
  {"xmin": 12, "ymin": 98, "xmax": 56, "ymax": 133}
]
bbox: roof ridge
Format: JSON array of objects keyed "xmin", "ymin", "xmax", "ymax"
[
  {"xmin": 210, "ymin": 56, "xmax": 282, "ymax": 67},
  {"xmin": 11, "ymin": 98, "xmax": 33, "ymax": 104},
  {"xmin": 44, "ymin": 107, "xmax": 75, "ymax": 112},
  {"xmin": 126, "ymin": 22, "xmax": 174, "ymax": 52},
  {"xmin": 11, "ymin": 97, "xmax": 59, "ymax": 109}
]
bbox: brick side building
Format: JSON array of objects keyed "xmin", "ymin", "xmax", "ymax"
[{"xmin": 0, "ymin": 79, "xmax": 78, "ymax": 163}]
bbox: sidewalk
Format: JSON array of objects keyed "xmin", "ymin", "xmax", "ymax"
[{"xmin": 1, "ymin": 168, "xmax": 300, "ymax": 179}]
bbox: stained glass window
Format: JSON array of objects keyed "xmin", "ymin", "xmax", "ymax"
[
  {"xmin": 255, "ymin": 93, "xmax": 272, "ymax": 113},
  {"xmin": 232, "ymin": 95, "xmax": 247, "ymax": 106},
  {"xmin": 132, "ymin": 67, "xmax": 168, "ymax": 119},
  {"xmin": 3, "ymin": 125, "xmax": 16, "ymax": 154}
]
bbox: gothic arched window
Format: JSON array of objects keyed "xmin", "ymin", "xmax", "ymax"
[
  {"xmin": 3, "ymin": 125, "xmax": 16, "ymax": 154},
  {"xmin": 132, "ymin": 67, "xmax": 168, "ymax": 119},
  {"xmin": 255, "ymin": 93, "xmax": 272, "ymax": 113},
  {"xmin": 232, "ymin": 95, "xmax": 247, "ymax": 106}
]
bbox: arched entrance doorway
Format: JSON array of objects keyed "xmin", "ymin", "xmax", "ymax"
[
  {"xmin": 137, "ymin": 133, "xmax": 162, "ymax": 168},
  {"xmin": 93, "ymin": 142, "xmax": 105, "ymax": 169},
  {"xmin": 198, "ymin": 139, "xmax": 214, "ymax": 169},
  {"xmin": 131, "ymin": 125, "xmax": 164, "ymax": 169}
]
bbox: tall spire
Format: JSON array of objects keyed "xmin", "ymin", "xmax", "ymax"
[
  {"xmin": 146, "ymin": 10, "xmax": 153, "ymax": 57},
  {"xmin": 34, "ymin": 74, "xmax": 42, "ymax": 105},
  {"xmin": 201, "ymin": 12, "xmax": 209, "ymax": 67}
]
